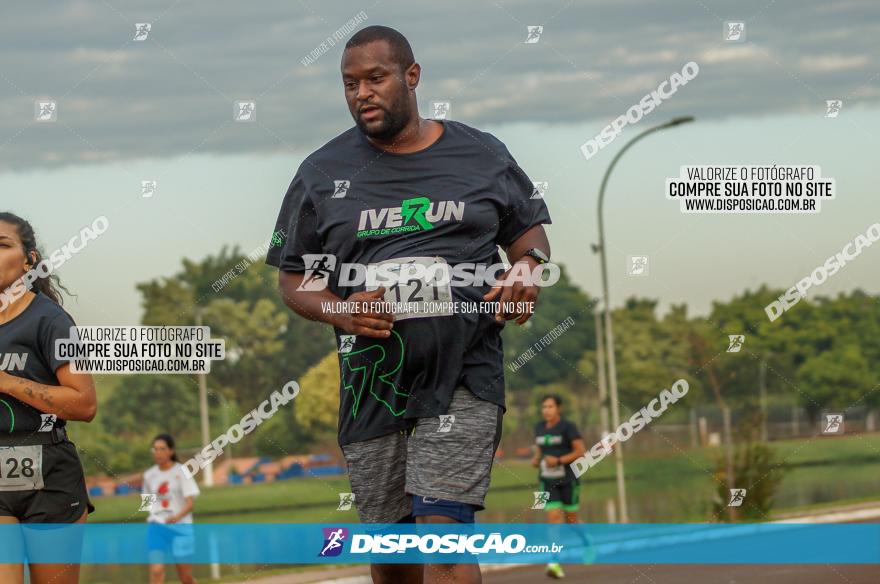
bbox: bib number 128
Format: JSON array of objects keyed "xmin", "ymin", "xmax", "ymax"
[
  {"xmin": 0, "ymin": 446, "xmax": 44, "ymax": 491},
  {"xmin": 1, "ymin": 456, "xmax": 35, "ymax": 478}
]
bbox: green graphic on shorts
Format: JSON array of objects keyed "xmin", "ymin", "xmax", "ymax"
[
  {"xmin": 341, "ymin": 330, "xmax": 409, "ymax": 419},
  {"xmin": 401, "ymin": 197, "xmax": 434, "ymax": 231}
]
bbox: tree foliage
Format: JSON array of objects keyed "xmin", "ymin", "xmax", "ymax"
[
  {"xmin": 73, "ymin": 246, "xmax": 879, "ymax": 484},
  {"xmin": 293, "ymin": 351, "xmax": 341, "ymax": 437}
]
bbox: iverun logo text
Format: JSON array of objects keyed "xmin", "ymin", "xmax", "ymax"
[{"xmin": 356, "ymin": 197, "xmax": 465, "ymax": 238}]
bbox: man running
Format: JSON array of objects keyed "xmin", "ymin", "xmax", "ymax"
[
  {"xmin": 532, "ymin": 394, "xmax": 586, "ymax": 579},
  {"xmin": 266, "ymin": 25, "xmax": 551, "ymax": 584}
]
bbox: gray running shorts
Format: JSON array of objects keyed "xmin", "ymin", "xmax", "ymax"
[{"xmin": 341, "ymin": 387, "xmax": 502, "ymax": 524}]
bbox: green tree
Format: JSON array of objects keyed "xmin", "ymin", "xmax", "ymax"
[
  {"xmin": 501, "ymin": 265, "xmax": 596, "ymax": 392},
  {"xmin": 202, "ymin": 297, "xmax": 288, "ymax": 405},
  {"xmin": 749, "ymin": 289, "xmax": 880, "ymax": 420},
  {"xmin": 135, "ymin": 246, "xmax": 334, "ymax": 413},
  {"xmin": 705, "ymin": 286, "xmax": 792, "ymax": 408},
  {"xmin": 68, "ymin": 422, "xmax": 152, "ymax": 476},
  {"xmin": 256, "ymin": 351, "xmax": 340, "ymax": 455},
  {"xmin": 611, "ymin": 298, "xmax": 697, "ymax": 410},
  {"xmin": 712, "ymin": 410, "xmax": 786, "ymax": 522},
  {"xmin": 102, "ymin": 374, "xmax": 199, "ymax": 439},
  {"xmin": 795, "ymin": 344, "xmax": 872, "ymax": 418},
  {"xmin": 293, "ymin": 351, "xmax": 341, "ymax": 437},
  {"xmin": 791, "ymin": 292, "xmax": 880, "ymax": 418}
]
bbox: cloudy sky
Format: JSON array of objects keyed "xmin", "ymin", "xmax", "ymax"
[{"xmin": 2, "ymin": 0, "xmax": 879, "ymax": 325}]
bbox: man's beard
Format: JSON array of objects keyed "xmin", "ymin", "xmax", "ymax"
[{"xmin": 354, "ymin": 87, "xmax": 410, "ymax": 140}]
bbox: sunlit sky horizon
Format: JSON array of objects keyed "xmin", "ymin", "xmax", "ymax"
[
  {"xmin": 3, "ymin": 0, "xmax": 879, "ymax": 325},
  {"xmin": 8, "ymin": 105, "xmax": 880, "ymax": 325}
]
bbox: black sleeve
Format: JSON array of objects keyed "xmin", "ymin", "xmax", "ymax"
[
  {"xmin": 495, "ymin": 149, "xmax": 552, "ymax": 248},
  {"xmin": 265, "ymin": 170, "xmax": 323, "ymax": 271},
  {"xmin": 565, "ymin": 421, "xmax": 582, "ymax": 443},
  {"xmin": 39, "ymin": 310, "xmax": 78, "ymax": 373}
]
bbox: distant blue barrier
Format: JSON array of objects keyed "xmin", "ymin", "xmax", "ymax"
[{"xmin": 309, "ymin": 465, "xmax": 344, "ymax": 476}]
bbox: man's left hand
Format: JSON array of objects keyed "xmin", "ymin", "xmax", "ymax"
[{"xmin": 483, "ymin": 257, "xmax": 541, "ymax": 325}]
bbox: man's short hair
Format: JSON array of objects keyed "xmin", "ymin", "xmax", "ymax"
[
  {"xmin": 541, "ymin": 394, "xmax": 563, "ymax": 407},
  {"xmin": 344, "ymin": 25, "xmax": 415, "ymax": 72}
]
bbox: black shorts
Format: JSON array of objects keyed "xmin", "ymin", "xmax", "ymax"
[
  {"xmin": 539, "ymin": 479, "xmax": 580, "ymax": 511},
  {"xmin": 0, "ymin": 440, "xmax": 95, "ymax": 523}
]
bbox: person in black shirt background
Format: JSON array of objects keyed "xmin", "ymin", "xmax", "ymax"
[
  {"xmin": 533, "ymin": 394, "xmax": 586, "ymax": 579},
  {"xmin": 0, "ymin": 212, "xmax": 97, "ymax": 584}
]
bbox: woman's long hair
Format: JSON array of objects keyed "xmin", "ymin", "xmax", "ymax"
[
  {"xmin": 153, "ymin": 433, "xmax": 180, "ymax": 463},
  {"xmin": 0, "ymin": 212, "xmax": 71, "ymax": 304}
]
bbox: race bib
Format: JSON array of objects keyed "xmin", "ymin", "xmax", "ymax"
[
  {"xmin": 540, "ymin": 458, "xmax": 566, "ymax": 479},
  {"xmin": 0, "ymin": 445, "xmax": 44, "ymax": 491},
  {"xmin": 366, "ymin": 256, "xmax": 453, "ymax": 321}
]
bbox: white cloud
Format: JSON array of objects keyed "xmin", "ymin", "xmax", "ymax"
[
  {"xmin": 0, "ymin": 0, "xmax": 876, "ymax": 172},
  {"xmin": 798, "ymin": 54, "xmax": 870, "ymax": 73},
  {"xmin": 699, "ymin": 45, "xmax": 767, "ymax": 64}
]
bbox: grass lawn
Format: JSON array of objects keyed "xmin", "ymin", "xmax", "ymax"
[
  {"xmin": 78, "ymin": 432, "xmax": 880, "ymax": 583},
  {"xmin": 89, "ymin": 432, "xmax": 880, "ymax": 524}
]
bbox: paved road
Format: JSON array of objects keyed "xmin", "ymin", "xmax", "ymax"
[
  {"xmin": 272, "ymin": 562, "xmax": 880, "ymax": 584},
  {"xmin": 233, "ymin": 510, "xmax": 880, "ymax": 584},
  {"xmin": 483, "ymin": 563, "xmax": 879, "ymax": 583}
]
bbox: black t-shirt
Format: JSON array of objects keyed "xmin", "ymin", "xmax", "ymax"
[
  {"xmin": 0, "ymin": 292, "xmax": 77, "ymax": 432},
  {"xmin": 535, "ymin": 418, "xmax": 582, "ymax": 484},
  {"xmin": 266, "ymin": 120, "xmax": 551, "ymax": 446}
]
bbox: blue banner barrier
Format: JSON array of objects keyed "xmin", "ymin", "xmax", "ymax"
[{"xmin": 0, "ymin": 523, "xmax": 878, "ymax": 564}]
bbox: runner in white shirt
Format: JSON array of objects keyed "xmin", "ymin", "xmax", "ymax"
[{"xmin": 143, "ymin": 434, "xmax": 200, "ymax": 584}]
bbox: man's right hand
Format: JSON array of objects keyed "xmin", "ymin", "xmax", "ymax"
[{"xmin": 335, "ymin": 287, "xmax": 395, "ymax": 339}]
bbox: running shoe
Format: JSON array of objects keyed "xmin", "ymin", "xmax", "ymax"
[{"xmin": 546, "ymin": 562, "xmax": 565, "ymax": 579}]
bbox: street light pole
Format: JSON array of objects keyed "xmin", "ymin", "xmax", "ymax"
[
  {"xmin": 594, "ymin": 308, "xmax": 610, "ymax": 436},
  {"xmin": 759, "ymin": 353, "xmax": 768, "ymax": 442},
  {"xmin": 195, "ymin": 307, "xmax": 214, "ymax": 487},
  {"xmin": 595, "ymin": 116, "xmax": 694, "ymax": 524}
]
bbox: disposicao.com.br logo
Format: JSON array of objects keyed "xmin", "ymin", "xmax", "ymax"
[
  {"xmin": 322, "ymin": 531, "xmax": 557, "ymax": 555},
  {"xmin": 319, "ymin": 527, "xmax": 349, "ymax": 557},
  {"xmin": 298, "ymin": 254, "xmax": 561, "ymax": 291}
]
